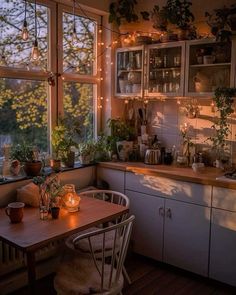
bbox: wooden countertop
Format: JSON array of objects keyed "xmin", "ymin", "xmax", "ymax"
[{"xmin": 98, "ymin": 162, "xmax": 236, "ymax": 189}]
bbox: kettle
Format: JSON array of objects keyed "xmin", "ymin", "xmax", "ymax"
[{"xmin": 144, "ymin": 148, "xmax": 161, "ymax": 165}]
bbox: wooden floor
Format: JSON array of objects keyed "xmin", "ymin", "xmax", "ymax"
[{"xmin": 10, "ymin": 252, "xmax": 236, "ymax": 295}]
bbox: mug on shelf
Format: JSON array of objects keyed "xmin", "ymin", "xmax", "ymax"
[{"xmin": 5, "ymin": 202, "xmax": 25, "ymax": 223}]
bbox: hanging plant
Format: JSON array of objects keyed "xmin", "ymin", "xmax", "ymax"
[
  {"xmin": 108, "ymin": 0, "xmax": 139, "ymax": 27},
  {"xmin": 205, "ymin": 4, "xmax": 236, "ymax": 42},
  {"xmin": 209, "ymin": 87, "xmax": 236, "ymax": 160}
]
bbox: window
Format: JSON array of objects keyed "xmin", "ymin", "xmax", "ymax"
[
  {"xmin": 63, "ymin": 82, "xmax": 95, "ymax": 141},
  {"xmin": 0, "ymin": 0, "xmax": 100, "ymax": 154},
  {"xmin": 0, "ymin": 78, "xmax": 48, "ymax": 152}
]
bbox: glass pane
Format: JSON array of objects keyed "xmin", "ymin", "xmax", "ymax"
[
  {"xmin": 0, "ymin": 78, "xmax": 48, "ymax": 156},
  {"xmin": 0, "ymin": 0, "xmax": 49, "ymax": 71},
  {"xmin": 188, "ymin": 42, "xmax": 231, "ymax": 93},
  {"xmin": 116, "ymin": 50, "xmax": 142, "ymax": 95},
  {"xmin": 63, "ymin": 82, "xmax": 94, "ymax": 141},
  {"xmin": 63, "ymin": 12, "xmax": 96, "ymax": 75},
  {"xmin": 148, "ymin": 47, "xmax": 181, "ymax": 93}
]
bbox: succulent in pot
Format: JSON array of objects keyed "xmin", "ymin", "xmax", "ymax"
[{"xmin": 10, "ymin": 142, "xmax": 42, "ymax": 177}]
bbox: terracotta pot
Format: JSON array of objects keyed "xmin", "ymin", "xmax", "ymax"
[
  {"xmin": 178, "ymin": 29, "xmax": 190, "ymax": 40},
  {"xmin": 23, "ymin": 161, "xmax": 42, "ymax": 177},
  {"xmin": 50, "ymin": 159, "xmax": 61, "ymax": 172}
]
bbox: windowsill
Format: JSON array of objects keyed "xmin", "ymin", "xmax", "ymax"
[{"xmin": 0, "ymin": 162, "xmax": 96, "ymax": 185}]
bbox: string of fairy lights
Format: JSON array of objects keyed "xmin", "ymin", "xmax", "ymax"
[
  {"xmin": 16, "ymin": 0, "xmax": 129, "ymax": 110},
  {"xmin": 1, "ymin": 0, "xmax": 219, "ymax": 111}
]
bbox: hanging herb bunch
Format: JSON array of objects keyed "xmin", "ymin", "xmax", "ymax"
[{"xmin": 209, "ymin": 87, "xmax": 236, "ymax": 159}]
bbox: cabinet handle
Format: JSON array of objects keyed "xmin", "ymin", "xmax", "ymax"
[
  {"xmin": 166, "ymin": 208, "xmax": 172, "ymax": 219},
  {"xmin": 159, "ymin": 207, "xmax": 164, "ymax": 217}
]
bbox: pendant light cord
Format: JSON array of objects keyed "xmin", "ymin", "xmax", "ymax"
[
  {"xmin": 34, "ymin": 0, "xmax": 37, "ymax": 41},
  {"xmin": 24, "ymin": 0, "xmax": 27, "ymax": 21},
  {"xmin": 73, "ymin": 0, "xmax": 75, "ymax": 30}
]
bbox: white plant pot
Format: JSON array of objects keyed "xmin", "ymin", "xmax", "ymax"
[
  {"xmin": 79, "ymin": 155, "xmax": 91, "ymax": 165},
  {"xmin": 116, "ymin": 141, "xmax": 133, "ymax": 161}
]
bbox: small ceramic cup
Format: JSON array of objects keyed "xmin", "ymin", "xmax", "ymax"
[{"xmin": 5, "ymin": 202, "xmax": 25, "ymax": 223}]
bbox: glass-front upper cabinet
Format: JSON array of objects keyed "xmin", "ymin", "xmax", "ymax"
[
  {"xmin": 115, "ymin": 46, "xmax": 144, "ymax": 98},
  {"xmin": 185, "ymin": 39, "xmax": 234, "ymax": 96},
  {"xmin": 146, "ymin": 42, "xmax": 185, "ymax": 97}
]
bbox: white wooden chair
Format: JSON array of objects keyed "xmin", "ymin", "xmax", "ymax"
[
  {"xmin": 54, "ymin": 215, "xmax": 135, "ymax": 295},
  {"xmin": 65, "ymin": 189, "xmax": 131, "ymax": 284}
]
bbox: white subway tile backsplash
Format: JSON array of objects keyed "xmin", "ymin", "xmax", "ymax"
[{"xmin": 132, "ymin": 98, "xmax": 236, "ymax": 163}]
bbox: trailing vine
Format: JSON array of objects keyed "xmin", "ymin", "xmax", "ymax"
[{"xmin": 209, "ymin": 87, "xmax": 236, "ymax": 159}]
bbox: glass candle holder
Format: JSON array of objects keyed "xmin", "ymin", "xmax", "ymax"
[{"xmin": 63, "ymin": 184, "xmax": 81, "ymax": 212}]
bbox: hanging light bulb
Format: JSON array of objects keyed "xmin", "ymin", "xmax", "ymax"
[
  {"xmin": 22, "ymin": 0, "xmax": 29, "ymax": 41},
  {"xmin": 0, "ymin": 55, "xmax": 7, "ymax": 66},
  {"xmin": 22, "ymin": 21, "xmax": 29, "ymax": 41},
  {"xmin": 31, "ymin": 0, "xmax": 40, "ymax": 61},
  {"xmin": 72, "ymin": 0, "xmax": 77, "ymax": 42},
  {"xmin": 31, "ymin": 39, "xmax": 40, "ymax": 60}
]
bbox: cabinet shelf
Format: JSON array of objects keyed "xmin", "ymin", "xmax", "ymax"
[
  {"xmin": 118, "ymin": 69, "xmax": 142, "ymax": 73},
  {"xmin": 149, "ymin": 66, "xmax": 181, "ymax": 71},
  {"xmin": 190, "ymin": 63, "xmax": 231, "ymax": 68}
]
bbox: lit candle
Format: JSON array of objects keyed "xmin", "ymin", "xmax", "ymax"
[{"xmin": 65, "ymin": 185, "xmax": 80, "ymax": 212}]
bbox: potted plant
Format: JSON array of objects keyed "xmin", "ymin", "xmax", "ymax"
[
  {"xmin": 33, "ymin": 173, "xmax": 64, "ymax": 219},
  {"xmin": 94, "ymin": 134, "xmax": 111, "ymax": 161},
  {"xmin": 165, "ymin": 0, "xmax": 195, "ymax": 40},
  {"xmin": 141, "ymin": 5, "xmax": 168, "ymax": 32},
  {"xmin": 205, "ymin": 4, "xmax": 236, "ymax": 42},
  {"xmin": 107, "ymin": 118, "xmax": 135, "ymax": 161},
  {"xmin": 109, "ymin": 0, "xmax": 139, "ymax": 27},
  {"xmin": 51, "ymin": 118, "xmax": 78, "ymax": 169},
  {"xmin": 10, "ymin": 142, "xmax": 42, "ymax": 177},
  {"xmin": 78, "ymin": 141, "xmax": 96, "ymax": 165},
  {"xmin": 209, "ymin": 87, "xmax": 236, "ymax": 168}
]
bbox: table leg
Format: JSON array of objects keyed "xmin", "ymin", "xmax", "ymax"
[{"xmin": 26, "ymin": 251, "xmax": 36, "ymax": 295}]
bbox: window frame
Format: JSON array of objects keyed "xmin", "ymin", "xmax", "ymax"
[
  {"xmin": 0, "ymin": 0, "xmax": 102, "ymax": 153},
  {"xmin": 57, "ymin": 4, "xmax": 102, "ymax": 138}
]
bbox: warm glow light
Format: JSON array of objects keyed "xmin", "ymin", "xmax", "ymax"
[
  {"xmin": 22, "ymin": 20, "xmax": 29, "ymax": 41},
  {"xmin": 31, "ymin": 40, "xmax": 40, "ymax": 61},
  {"xmin": 63, "ymin": 184, "xmax": 80, "ymax": 213},
  {"xmin": 0, "ymin": 55, "xmax": 7, "ymax": 66}
]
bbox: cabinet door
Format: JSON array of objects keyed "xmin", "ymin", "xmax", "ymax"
[
  {"xmin": 209, "ymin": 208, "xmax": 236, "ymax": 287},
  {"xmin": 185, "ymin": 39, "xmax": 232, "ymax": 97},
  {"xmin": 146, "ymin": 42, "xmax": 185, "ymax": 97},
  {"xmin": 126, "ymin": 190, "xmax": 164, "ymax": 261},
  {"xmin": 115, "ymin": 46, "xmax": 144, "ymax": 98},
  {"xmin": 97, "ymin": 167, "xmax": 125, "ymax": 193},
  {"xmin": 164, "ymin": 199, "xmax": 210, "ymax": 276}
]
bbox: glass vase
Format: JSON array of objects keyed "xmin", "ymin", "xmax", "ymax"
[{"xmin": 39, "ymin": 188, "xmax": 50, "ymax": 220}]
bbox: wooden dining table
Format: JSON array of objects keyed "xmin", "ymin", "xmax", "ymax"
[{"xmin": 0, "ymin": 196, "xmax": 129, "ymax": 294}]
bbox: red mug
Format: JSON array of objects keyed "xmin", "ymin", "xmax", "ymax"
[{"xmin": 5, "ymin": 202, "xmax": 25, "ymax": 223}]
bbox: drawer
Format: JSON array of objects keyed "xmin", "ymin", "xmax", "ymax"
[
  {"xmin": 125, "ymin": 171, "xmax": 211, "ymax": 206},
  {"xmin": 212, "ymin": 186, "xmax": 236, "ymax": 212}
]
